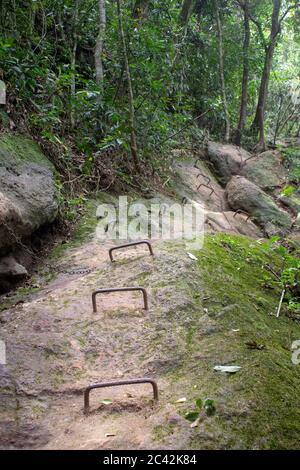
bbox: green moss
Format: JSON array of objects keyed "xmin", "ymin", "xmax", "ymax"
[
  {"xmin": 0, "ymin": 133, "xmax": 53, "ymax": 169},
  {"xmin": 164, "ymin": 233, "xmax": 300, "ymax": 449},
  {"xmin": 0, "ymin": 284, "xmax": 40, "ymax": 313}
]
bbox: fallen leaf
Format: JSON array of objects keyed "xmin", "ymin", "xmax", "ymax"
[
  {"xmin": 187, "ymin": 252, "xmax": 198, "ymax": 261},
  {"xmin": 214, "ymin": 365, "xmax": 241, "ymax": 373},
  {"xmin": 190, "ymin": 416, "xmax": 201, "ymax": 428},
  {"xmin": 175, "ymin": 397, "xmax": 187, "ymax": 403}
]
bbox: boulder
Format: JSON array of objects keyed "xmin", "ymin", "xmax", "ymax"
[
  {"xmin": 226, "ymin": 176, "xmax": 292, "ymax": 232},
  {"xmin": 278, "ymin": 191, "xmax": 300, "ymax": 216},
  {"xmin": 0, "ymin": 255, "xmax": 28, "ymax": 292},
  {"xmin": 242, "ymin": 150, "xmax": 287, "ymax": 190},
  {"xmin": 206, "ymin": 141, "xmax": 251, "ymax": 185},
  {"xmin": 0, "ymin": 134, "xmax": 58, "ymax": 252},
  {"xmin": 0, "ymin": 255, "xmax": 28, "ymax": 278}
]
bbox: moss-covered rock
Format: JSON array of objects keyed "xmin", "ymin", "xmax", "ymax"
[
  {"xmin": 0, "ymin": 133, "xmax": 54, "ymax": 169},
  {"xmin": 279, "ymin": 191, "xmax": 300, "ymax": 215},
  {"xmin": 0, "ymin": 132, "xmax": 58, "ymax": 253},
  {"xmin": 242, "ymin": 150, "xmax": 287, "ymax": 190}
]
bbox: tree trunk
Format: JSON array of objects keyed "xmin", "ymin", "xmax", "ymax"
[
  {"xmin": 116, "ymin": 0, "xmax": 139, "ymax": 172},
  {"xmin": 179, "ymin": 0, "xmax": 195, "ymax": 25},
  {"xmin": 234, "ymin": 0, "xmax": 250, "ymax": 146},
  {"xmin": 251, "ymin": 0, "xmax": 282, "ymax": 151},
  {"xmin": 214, "ymin": 0, "xmax": 230, "ymax": 142},
  {"xmin": 95, "ymin": 0, "xmax": 106, "ymax": 85},
  {"xmin": 70, "ymin": 0, "xmax": 79, "ymax": 128}
]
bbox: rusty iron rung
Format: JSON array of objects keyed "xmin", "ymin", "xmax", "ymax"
[
  {"xmin": 109, "ymin": 240, "xmax": 154, "ymax": 262},
  {"xmin": 181, "ymin": 196, "xmax": 188, "ymax": 205},
  {"xmin": 197, "ymin": 183, "xmax": 215, "ymax": 196},
  {"xmin": 196, "ymin": 173, "xmax": 211, "ymax": 185},
  {"xmin": 233, "ymin": 209, "xmax": 251, "ymax": 221},
  {"xmin": 84, "ymin": 378, "xmax": 159, "ymax": 414},
  {"xmin": 92, "ymin": 287, "xmax": 149, "ymax": 313}
]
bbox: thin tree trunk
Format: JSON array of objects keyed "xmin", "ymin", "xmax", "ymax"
[
  {"xmin": 70, "ymin": 0, "xmax": 79, "ymax": 128},
  {"xmin": 116, "ymin": 0, "xmax": 139, "ymax": 172},
  {"xmin": 251, "ymin": 0, "xmax": 282, "ymax": 152},
  {"xmin": 273, "ymin": 93, "xmax": 284, "ymax": 145},
  {"xmin": 179, "ymin": 0, "xmax": 195, "ymax": 25},
  {"xmin": 235, "ymin": 0, "xmax": 250, "ymax": 146},
  {"xmin": 214, "ymin": 0, "xmax": 230, "ymax": 142},
  {"xmin": 95, "ymin": 0, "xmax": 106, "ymax": 85},
  {"xmin": 57, "ymin": 11, "xmax": 66, "ymax": 42}
]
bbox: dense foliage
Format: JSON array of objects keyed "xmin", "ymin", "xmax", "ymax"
[{"xmin": 0, "ymin": 1, "xmax": 299, "ymax": 182}]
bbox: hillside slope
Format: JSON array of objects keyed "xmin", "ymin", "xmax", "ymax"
[{"xmin": 1, "ymin": 190, "xmax": 300, "ymax": 449}]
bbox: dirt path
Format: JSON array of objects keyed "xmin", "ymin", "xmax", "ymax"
[
  {"xmin": 0, "ymin": 155, "xmax": 263, "ymax": 449},
  {"xmin": 1, "ymin": 236, "xmax": 210, "ymax": 449}
]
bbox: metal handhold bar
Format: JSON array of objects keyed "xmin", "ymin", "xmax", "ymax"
[
  {"xmin": 109, "ymin": 240, "xmax": 154, "ymax": 262},
  {"xmin": 197, "ymin": 183, "xmax": 215, "ymax": 196},
  {"xmin": 84, "ymin": 378, "xmax": 159, "ymax": 414},
  {"xmin": 196, "ymin": 173, "xmax": 211, "ymax": 185},
  {"xmin": 233, "ymin": 209, "xmax": 251, "ymax": 221},
  {"xmin": 92, "ymin": 287, "xmax": 149, "ymax": 313}
]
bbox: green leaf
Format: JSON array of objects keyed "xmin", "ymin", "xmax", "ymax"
[
  {"xmin": 185, "ymin": 411, "xmax": 199, "ymax": 422},
  {"xmin": 204, "ymin": 399, "xmax": 216, "ymax": 416},
  {"xmin": 195, "ymin": 399, "xmax": 203, "ymax": 409}
]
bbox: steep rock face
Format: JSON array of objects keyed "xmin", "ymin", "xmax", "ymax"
[
  {"xmin": 242, "ymin": 150, "xmax": 287, "ymax": 190},
  {"xmin": 226, "ymin": 176, "xmax": 292, "ymax": 233},
  {"xmin": 206, "ymin": 141, "xmax": 251, "ymax": 185},
  {"xmin": 0, "ymin": 133, "xmax": 58, "ymax": 284}
]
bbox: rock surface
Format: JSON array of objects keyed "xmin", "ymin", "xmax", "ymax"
[
  {"xmin": 206, "ymin": 141, "xmax": 251, "ymax": 185},
  {"xmin": 226, "ymin": 176, "xmax": 292, "ymax": 231},
  {"xmin": 0, "ymin": 255, "xmax": 28, "ymax": 278},
  {"xmin": 278, "ymin": 191, "xmax": 300, "ymax": 215},
  {"xmin": 242, "ymin": 150, "xmax": 287, "ymax": 190},
  {"xmin": 0, "ymin": 134, "xmax": 58, "ymax": 252}
]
